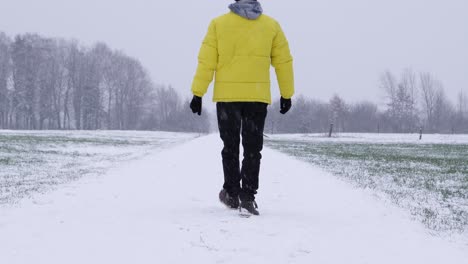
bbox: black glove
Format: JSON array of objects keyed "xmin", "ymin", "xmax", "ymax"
[
  {"xmin": 280, "ymin": 97, "xmax": 292, "ymax": 114},
  {"xmin": 190, "ymin": 95, "xmax": 202, "ymax": 116}
]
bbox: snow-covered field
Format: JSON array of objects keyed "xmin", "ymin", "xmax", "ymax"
[
  {"xmin": 266, "ymin": 133, "xmax": 468, "ymax": 235},
  {"xmin": 0, "ymin": 132, "xmax": 467, "ymax": 263},
  {"xmin": 0, "ymin": 130, "xmax": 197, "ymax": 204}
]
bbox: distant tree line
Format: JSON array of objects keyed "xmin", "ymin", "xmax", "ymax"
[
  {"xmin": 267, "ymin": 70, "xmax": 468, "ymax": 134},
  {"xmin": 1, "ymin": 32, "xmax": 466, "ymax": 135},
  {"xmin": 0, "ymin": 32, "xmax": 210, "ymax": 132}
]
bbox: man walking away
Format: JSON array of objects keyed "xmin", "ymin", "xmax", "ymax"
[{"xmin": 190, "ymin": 0, "xmax": 295, "ymax": 216}]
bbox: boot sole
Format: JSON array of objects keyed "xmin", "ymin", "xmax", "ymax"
[{"xmin": 239, "ymin": 207, "xmax": 260, "ymax": 216}]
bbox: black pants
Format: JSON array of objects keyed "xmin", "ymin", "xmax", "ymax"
[{"xmin": 217, "ymin": 102, "xmax": 268, "ymax": 202}]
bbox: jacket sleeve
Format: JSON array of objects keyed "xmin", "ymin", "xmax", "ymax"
[
  {"xmin": 271, "ymin": 22, "xmax": 295, "ymax": 99},
  {"xmin": 191, "ymin": 20, "xmax": 218, "ymax": 97}
]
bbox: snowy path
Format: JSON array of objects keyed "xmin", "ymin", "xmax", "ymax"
[{"xmin": 0, "ymin": 135, "xmax": 466, "ymax": 264}]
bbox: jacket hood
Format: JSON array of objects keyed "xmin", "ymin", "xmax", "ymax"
[{"xmin": 229, "ymin": 0, "xmax": 263, "ymax": 20}]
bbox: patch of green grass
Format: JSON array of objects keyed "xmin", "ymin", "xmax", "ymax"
[
  {"xmin": 0, "ymin": 157, "xmax": 13, "ymax": 165},
  {"xmin": 266, "ymin": 139, "xmax": 468, "ymax": 233},
  {"xmin": 0, "ymin": 134, "xmax": 149, "ymax": 146}
]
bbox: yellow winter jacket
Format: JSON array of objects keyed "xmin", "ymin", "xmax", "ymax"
[{"xmin": 191, "ymin": 12, "xmax": 294, "ymax": 104}]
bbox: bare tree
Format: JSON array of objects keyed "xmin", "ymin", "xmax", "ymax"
[
  {"xmin": 380, "ymin": 71, "xmax": 398, "ymax": 106},
  {"xmin": 380, "ymin": 70, "xmax": 419, "ymax": 132},
  {"xmin": 434, "ymin": 87, "xmax": 455, "ymax": 133},
  {"xmin": 49, "ymin": 40, "xmax": 69, "ymax": 129},
  {"xmin": 329, "ymin": 94, "xmax": 348, "ymax": 133},
  {"xmin": 420, "ymin": 72, "xmax": 439, "ymax": 132},
  {"xmin": 154, "ymin": 85, "xmax": 181, "ymax": 130},
  {"xmin": 0, "ymin": 33, "xmax": 11, "ymax": 128},
  {"xmin": 455, "ymin": 90, "xmax": 468, "ymax": 133},
  {"xmin": 457, "ymin": 90, "xmax": 467, "ymax": 118},
  {"xmin": 10, "ymin": 34, "xmax": 45, "ymax": 129},
  {"xmin": 380, "ymin": 71, "xmax": 399, "ymax": 132},
  {"xmin": 399, "ymin": 69, "xmax": 419, "ymax": 132}
]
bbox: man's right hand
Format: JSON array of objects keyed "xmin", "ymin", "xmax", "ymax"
[
  {"xmin": 190, "ymin": 96, "xmax": 202, "ymax": 116},
  {"xmin": 280, "ymin": 97, "xmax": 292, "ymax": 114}
]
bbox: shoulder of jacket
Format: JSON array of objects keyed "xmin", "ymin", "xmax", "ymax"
[
  {"xmin": 259, "ymin": 14, "xmax": 275, "ymax": 22},
  {"xmin": 259, "ymin": 14, "xmax": 282, "ymax": 30},
  {"xmin": 211, "ymin": 13, "xmax": 233, "ymax": 24}
]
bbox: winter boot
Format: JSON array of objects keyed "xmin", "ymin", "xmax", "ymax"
[
  {"xmin": 219, "ymin": 189, "xmax": 240, "ymax": 209},
  {"xmin": 240, "ymin": 200, "xmax": 259, "ymax": 216}
]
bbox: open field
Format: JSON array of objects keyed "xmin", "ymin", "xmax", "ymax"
[
  {"xmin": 1, "ymin": 134, "xmax": 467, "ymax": 263},
  {"xmin": 266, "ymin": 133, "xmax": 468, "ymax": 235},
  {"xmin": 0, "ymin": 130, "xmax": 196, "ymax": 204}
]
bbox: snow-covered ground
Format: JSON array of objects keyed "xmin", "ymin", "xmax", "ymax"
[
  {"xmin": 0, "ymin": 130, "xmax": 197, "ymax": 204},
  {"xmin": 0, "ymin": 134, "xmax": 467, "ymax": 264}
]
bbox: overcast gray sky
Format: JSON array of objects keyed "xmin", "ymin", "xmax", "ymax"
[{"xmin": 1, "ymin": 0, "xmax": 467, "ymax": 104}]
